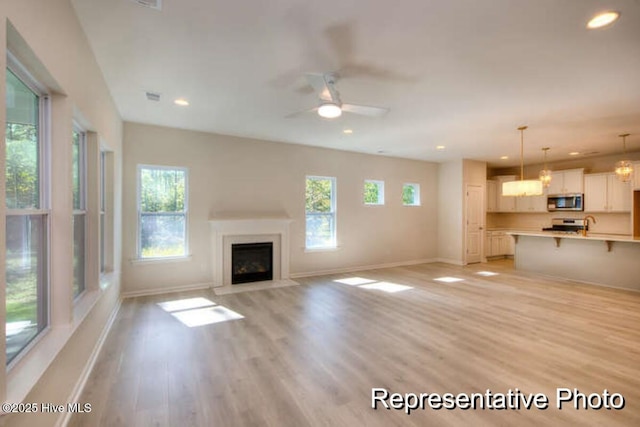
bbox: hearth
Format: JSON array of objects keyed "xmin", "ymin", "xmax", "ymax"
[{"xmin": 231, "ymin": 242, "xmax": 273, "ymax": 284}]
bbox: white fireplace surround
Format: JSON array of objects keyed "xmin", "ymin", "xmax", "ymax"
[{"xmin": 209, "ymin": 217, "xmax": 293, "ymax": 291}]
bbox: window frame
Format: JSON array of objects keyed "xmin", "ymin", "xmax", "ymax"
[
  {"xmin": 99, "ymin": 150, "xmax": 106, "ymax": 274},
  {"xmin": 5, "ymin": 55, "xmax": 51, "ymax": 367},
  {"xmin": 136, "ymin": 164, "xmax": 189, "ymax": 260},
  {"xmin": 72, "ymin": 125, "xmax": 87, "ymax": 299},
  {"xmin": 364, "ymin": 179, "xmax": 385, "ymax": 206},
  {"xmin": 402, "ymin": 183, "xmax": 421, "ymax": 206},
  {"xmin": 305, "ymin": 175, "xmax": 337, "ymax": 249}
]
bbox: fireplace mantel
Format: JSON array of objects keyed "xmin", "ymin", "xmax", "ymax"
[{"xmin": 209, "ymin": 217, "xmax": 293, "ymax": 290}]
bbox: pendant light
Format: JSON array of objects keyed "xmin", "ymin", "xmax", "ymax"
[
  {"xmin": 614, "ymin": 133, "xmax": 633, "ymax": 182},
  {"xmin": 502, "ymin": 126, "xmax": 544, "ymax": 197},
  {"xmin": 539, "ymin": 147, "xmax": 552, "ymax": 188}
]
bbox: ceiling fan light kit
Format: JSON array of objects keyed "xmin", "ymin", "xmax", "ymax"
[
  {"xmin": 293, "ymin": 72, "xmax": 388, "ymax": 120},
  {"xmin": 502, "ymin": 126, "xmax": 544, "ymax": 197},
  {"xmin": 318, "ymin": 102, "xmax": 342, "ymax": 118}
]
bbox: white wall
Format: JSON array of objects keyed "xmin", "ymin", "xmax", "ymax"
[
  {"xmin": 437, "ymin": 160, "xmax": 464, "ymax": 264},
  {"xmin": 122, "ymin": 122, "xmax": 439, "ymax": 294},
  {"xmin": 0, "ymin": 1, "xmax": 123, "ymax": 425}
]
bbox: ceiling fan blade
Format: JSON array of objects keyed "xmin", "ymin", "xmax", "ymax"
[
  {"xmin": 341, "ymin": 103, "xmax": 389, "ymax": 117},
  {"xmin": 305, "ymin": 73, "xmax": 338, "ymax": 102}
]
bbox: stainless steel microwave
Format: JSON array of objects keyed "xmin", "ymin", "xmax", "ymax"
[{"xmin": 547, "ymin": 194, "xmax": 584, "ymax": 212}]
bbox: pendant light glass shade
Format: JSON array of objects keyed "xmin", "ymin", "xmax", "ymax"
[
  {"xmin": 615, "ymin": 134, "xmax": 633, "ymax": 182},
  {"xmin": 539, "ymin": 147, "xmax": 552, "ymax": 188},
  {"xmin": 502, "ymin": 126, "xmax": 544, "ymax": 197}
]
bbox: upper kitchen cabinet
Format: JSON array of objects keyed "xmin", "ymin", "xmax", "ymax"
[
  {"xmin": 584, "ymin": 173, "xmax": 631, "ymax": 212},
  {"xmin": 486, "ymin": 180, "xmax": 497, "ymax": 212},
  {"xmin": 494, "ymin": 176, "xmax": 516, "ymax": 212},
  {"xmin": 547, "ymin": 169, "xmax": 584, "ymax": 195},
  {"xmin": 516, "ymin": 190, "xmax": 547, "ymax": 212}
]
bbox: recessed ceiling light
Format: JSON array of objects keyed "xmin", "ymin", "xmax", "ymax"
[
  {"xmin": 436, "ymin": 145, "xmax": 445, "ymax": 150},
  {"xmin": 587, "ymin": 11, "xmax": 620, "ymax": 29},
  {"xmin": 343, "ymin": 129, "xmax": 353, "ymax": 134},
  {"xmin": 174, "ymin": 98, "xmax": 189, "ymax": 106},
  {"xmin": 377, "ymin": 150, "xmax": 389, "ymax": 154},
  {"xmin": 569, "ymin": 151, "xmax": 580, "ymax": 156},
  {"xmin": 500, "ymin": 156, "xmax": 509, "ymax": 160}
]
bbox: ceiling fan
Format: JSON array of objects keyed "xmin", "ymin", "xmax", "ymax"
[{"xmin": 293, "ymin": 73, "xmax": 389, "ymax": 119}]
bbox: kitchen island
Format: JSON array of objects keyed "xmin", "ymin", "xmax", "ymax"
[{"xmin": 507, "ymin": 231, "xmax": 640, "ymax": 292}]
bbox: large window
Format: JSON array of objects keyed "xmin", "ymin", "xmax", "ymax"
[
  {"xmin": 305, "ymin": 176, "xmax": 336, "ymax": 249},
  {"xmin": 72, "ymin": 128, "xmax": 86, "ymax": 297},
  {"xmin": 138, "ymin": 165, "xmax": 188, "ymax": 258},
  {"xmin": 5, "ymin": 66, "xmax": 49, "ymax": 364}
]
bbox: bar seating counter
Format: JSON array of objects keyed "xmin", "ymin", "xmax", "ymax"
[{"xmin": 506, "ymin": 231, "xmax": 640, "ymax": 292}]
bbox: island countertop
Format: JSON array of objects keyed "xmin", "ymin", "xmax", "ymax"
[
  {"xmin": 506, "ymin": 231, "xmax": 640, "ymax": 291},
  {"xmin": 506, "ymin": 230, "xmax": 640, "ymax": 244}
]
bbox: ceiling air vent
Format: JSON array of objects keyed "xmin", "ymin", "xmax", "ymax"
[
  {"xmin": 130, "ymin": 0, "xmax": 162, "ymax": 11},
  {"xmin": 145, "ymin": 91, "xmax": 161, "ymax": 102}
]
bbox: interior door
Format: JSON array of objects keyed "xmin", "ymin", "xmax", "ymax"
[{"xmin": 465, "ymin": 184, "xmax": 484, "ymax": 264}]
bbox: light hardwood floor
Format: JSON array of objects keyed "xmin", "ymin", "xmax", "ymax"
[{"xmin": 69, "ymin": 260, "xmax": 640, "ymax": 426}]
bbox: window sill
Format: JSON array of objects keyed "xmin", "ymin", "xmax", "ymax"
[
  {"xmin": 5, "ymin": 283, "xmax": 111, "ymax": 405},
  {"xmin": 364, "ymin": 203, "xmax": 385, "ymax": 207},
  {"xmin": 130, "ymin": 255, "xmax": 192, "ymax": 265},
  {"xmin": 304, "ymin": 246, "xmax": 341, "ymax": 253},
  {"xmin": 403, "ymin": 204, "xmax": 422, "ymax": 207}
]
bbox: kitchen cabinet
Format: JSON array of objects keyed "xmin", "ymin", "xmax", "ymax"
[
  {"xmin": 486, "ymin": 230, "xmax": 514, "ymax": 257},
  {"xmin": 494, "ymin": 176, "xmax": 516, "ymax": 212},
  {"xmin": 547, "ymin": 169, "xmax": 584, "ymax": 195},
  {"xmin": 516, "ymin": 191, "xmax": 547, "ymax": 212},
  {"xmin": 486, "ymin": 180, "xmax": 497, "ymax": 212},
  {"xmin": 584, "ymin": 173, "xmax": 631, "ymax": 212},
  {"xmin": 634, "ymin": 162, "xmax": 640, "ymax": 190}
]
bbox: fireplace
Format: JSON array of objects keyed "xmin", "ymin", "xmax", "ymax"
[
  {"xmin": 231, "ymin": 242, "xmax": 273, "ymax": 284},
  {"xmin": 209, "ymin": 217, "xmax": 293, "ymax": 291}
]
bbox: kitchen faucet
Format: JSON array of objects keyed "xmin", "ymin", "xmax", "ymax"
[{"xmin": 582, "ymin": 215, "xmax": 596, "ymax": 237}]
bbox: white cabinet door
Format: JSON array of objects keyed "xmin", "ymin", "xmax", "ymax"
[
  {"xmin": 634, "ymin": 162, "xmax": 640, "ymax": 190},
  {"xmin": 607, "ymin": 174, "xmax": 631, "ymax": 212},
  {"xmin": 563, "ymin": 169, "xmax": 584, "ymax": 194},
  {"xmin": 485, "ymin": 232, "xmax": 493, "ymax": 257},
  {"xmin": 547, "ymin": 171, "xmax": 565, "ymax": 195},
  {"xmin": 584, "ymin": 173, "xmax": 631, "ymax": 212},
  {"xmin": 486, "ymin": 180, "xmax": 497, "ymax": 212},
  {"xmin": 495, "ymin": 176, "xmax": 516, "ymax": 212},
  {"xmin": 516, "ymin": 193, "xmax": 547, "ymax": 212},
  {"xmin": 584, "ymin": 174, "xmax": 608, "ymax": 212},
  {"xmin": 548, "ymin": 169, "xmax": 584, "ymax": 194},
  {"xmin": 505, "ymin": 235, "xmax": 515, "ymax": 255}
]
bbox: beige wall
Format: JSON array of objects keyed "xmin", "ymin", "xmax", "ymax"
[
  {"xmin": 437, "ymin": 160, "xmax": 464, "ymax": 264},
  {"xmin": 122, "ymin": 122, "xmax": 439, "ymax": 294},
  {"xmin": 0, "ymin": 0, "xmax": 123, "ymax": 425}
]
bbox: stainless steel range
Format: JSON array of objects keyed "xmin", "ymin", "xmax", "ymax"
[{"xmin": 542, "ymin": 218, "xmax": 587, "ymax": 234}]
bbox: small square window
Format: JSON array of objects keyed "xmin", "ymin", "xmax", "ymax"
[
  {"xmin": 364, "ymin": 180, "xmax": 384, "ymax": 205},
  {"xmin": 402, "ymin": 183, "xmax": 421, "ymax": 206}
]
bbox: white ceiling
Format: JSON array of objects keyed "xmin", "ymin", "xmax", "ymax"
[{"xmin": 71, "ymin": 0, "xmax": 640, "ymax": 167}]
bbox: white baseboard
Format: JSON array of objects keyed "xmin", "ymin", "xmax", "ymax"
[
  {"xmin": 58, "ymin": 298, "xmax": 122, "ymax": 427},
  {"xmin": 290, "ymin": 258, "xmax": 438, "ymax": 279},
  {"xmin": 121, "ymin": 282, "xmax": 214, "ymax": 299}
]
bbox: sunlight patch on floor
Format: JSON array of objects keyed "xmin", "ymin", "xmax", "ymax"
[
  {"xmin": 333, "ymin": 277, "xmax": 413, "ymax": 293},
  {"xmin": 476, "ymin": 271, "xmax": 499, "ymax": 277},
  {"xmin": 333, "ymin": 277, "xmax": 377, "ymax": 286},
  {"xmin": 359, "ymin": 282, "xmax": 413, "ymax": 293},
  {"xmin": 434, "ymin": 276, "xmax": 464, "ymax": 283},
  {"xmin": 157, "ymin": 297, "xmax": 244, "ymax": 327}
]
